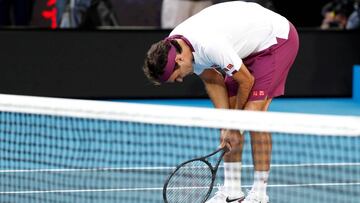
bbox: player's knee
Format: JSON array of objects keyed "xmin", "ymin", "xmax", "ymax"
[
  {"xmin": 221, "ymin": 131, "xmax": 243, "ymax": 147},
  {"xmin": 245, "ymin": 100, "xmax": 268, "ymax": 111}
]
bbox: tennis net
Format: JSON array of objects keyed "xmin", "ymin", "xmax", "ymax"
[{"xmin": 0, "ymin": 94, "xmax": 359, "ymax": 203}]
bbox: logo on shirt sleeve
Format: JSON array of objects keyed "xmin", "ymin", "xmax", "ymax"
[{"xmin": 223, "ymin": 64, "xmax": 234, "ymax": 72}]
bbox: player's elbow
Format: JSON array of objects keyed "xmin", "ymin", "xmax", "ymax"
[
  {"xmin": 232, "ymin": 64, "xmax": 254, "ymax": 88},
  {"xmin": 200, "ymin": 69, "xmax": 224, "ymax": 84}
]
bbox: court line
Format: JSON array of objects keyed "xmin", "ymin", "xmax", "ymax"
[
  {"xmin": 1, "ymin": 182, "xmax": 360, "ymax": 194},
  {"xmin": 1, "ymin": 162, "xmax": 360, "ymax": 173}
]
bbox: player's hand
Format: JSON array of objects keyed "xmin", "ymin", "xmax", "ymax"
[
  {"xmin": 220, "ymin": 129, "xmax": 242, "ymax": 152},
  {"xmin": 220, "ymin": 129, "xmax": 232, "ymax": 151}
]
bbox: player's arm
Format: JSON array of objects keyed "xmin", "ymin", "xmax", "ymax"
[
  {"xmin": 201, "ymin": 36, "xmax": 254, "ymax": 109},
  {"xmin": 199, "ymin": 69, "xmax": 229, "ymax": 109},
  {"xmin": 200, "ymin": 68, "xmax": 243, "ymax": 152},
  {"xmin": 232, "ymin": 63, "xmax": 254, "ymax": 109}
]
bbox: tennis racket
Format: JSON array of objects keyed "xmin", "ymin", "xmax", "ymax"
[{"xmin": 163, "ymin": 146, "xmax": 229, "ymax": 203}]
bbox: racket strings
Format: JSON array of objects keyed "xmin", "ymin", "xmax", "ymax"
[{"xmin": 166, "ymin": 160, "xmax": 213, "ymax": 202}]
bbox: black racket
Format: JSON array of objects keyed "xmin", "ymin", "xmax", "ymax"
[{"xmin": 163, "ymin": 146, "xmax": 229, "ymax": 203}]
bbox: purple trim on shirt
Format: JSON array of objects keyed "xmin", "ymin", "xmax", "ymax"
[{"xmin": 167, "ymin": 35, "xmax": 195, "ymax": 52}]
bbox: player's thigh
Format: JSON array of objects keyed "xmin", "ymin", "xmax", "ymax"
[
  {"xmin": 244, "ymin": 98, "xmax": 272, "ymax": 111},
  {"xmin": 228, "ymin": 96, "xmax": 272, "ymax": 111}
]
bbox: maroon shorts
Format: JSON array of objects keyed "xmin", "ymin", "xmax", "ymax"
[{"xmin": 225, "ymin": 22, "xmax": 299, "ymax": 101}]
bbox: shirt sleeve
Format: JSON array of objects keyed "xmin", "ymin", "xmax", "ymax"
[{"xmin": 204, "ymin": 38, "xmax": 243, "ymax": 76}]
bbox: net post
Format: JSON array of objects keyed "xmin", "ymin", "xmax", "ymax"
[{"xmin": 354, "ymin": 65, "xmax": 360, "ymax": 102}]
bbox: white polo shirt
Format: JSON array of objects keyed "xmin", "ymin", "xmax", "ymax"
[{"xmin": 169, "ymin": 1, "xmax": 290, "ymax": 76}]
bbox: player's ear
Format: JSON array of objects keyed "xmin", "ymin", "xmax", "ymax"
[{"xmin": 175, "ymin": 54, "xmax": 183, "ymax": 63}]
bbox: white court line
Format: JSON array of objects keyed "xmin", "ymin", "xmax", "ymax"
[
  {"xmin": 268, "ymin": 182, "xmax": 360, "ymax": 188},
  {"xmin": 1, "ymin": 162, "xmax": 360, "ymax": 173},
  {"xmin": 0, "ymin": 167, "xmax": 173, "ymax": 173},
  {"xmin": 1, "ymin": 182, "xmax": 360, "ymax": 194},
  {"xmin": 269, "ymin": 162, "xmax": 360, "ymax": 168}
]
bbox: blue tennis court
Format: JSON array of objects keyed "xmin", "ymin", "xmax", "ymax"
[
  {"xmin": 116, "ymin": 97, "xmax": 360, "ymax": 203},
  {"xmin": 0, "ymin": 90, "xmax": 359, "ymax": 203}
]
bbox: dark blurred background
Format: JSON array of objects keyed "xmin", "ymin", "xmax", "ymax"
[
  {"xmin": 0, "ymin": 0, "xmax": 356, "ymax": 29},
  {"xmin": 0, "ymin": 0, "xmax": 359, "ymax": 99}
]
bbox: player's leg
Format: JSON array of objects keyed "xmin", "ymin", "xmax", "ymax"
[
  {"xmin": 245, "ymin": 99, "xmax": 272, "ymax": 171},
  {"xmin": 205, "ymin": 93, "xmax": 245, "ymax": 203},
  {"xmin": 223, "ymin": 95, "xmax": 245, "ymax": 194},
  {"xmin": 243, "ymin": 23, "xmax": 299, "ymax": 203},
  {"xmin": 224, "ymin": 55, "xmax": 275, "ymax": 203},
  {"xmin": 243, "ymin": 99, "xmax": 272, "ymax": 203}
]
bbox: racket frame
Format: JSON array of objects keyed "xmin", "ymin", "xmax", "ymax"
[{"xmin": 163, "ymin": 147, "xmax": 229, "ymax": 203}]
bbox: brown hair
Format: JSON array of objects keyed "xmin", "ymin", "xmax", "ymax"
[{"xmin": 143, "ymin": 39, "xmax": 182, "ymax": 85}]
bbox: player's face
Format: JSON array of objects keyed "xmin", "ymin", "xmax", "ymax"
[
  {"xmin": 167, "ymin": 65, "xmax": 192, "ymax": 83},
  {"xmin": 167, "ymin": 53, "xmax": 193, "ymax": 83}
]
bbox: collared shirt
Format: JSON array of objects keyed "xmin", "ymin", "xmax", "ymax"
[{"xmin": 169, "ymin": 1, "xmax": 290, "ymax": 76}]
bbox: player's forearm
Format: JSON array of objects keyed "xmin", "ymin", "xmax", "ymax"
[
  {"xmin": 206, "ymin": 83, "xmax": 229, "ymax": 109},
  {"xmin": 232, "ymin": 64, "xmax": 254, "ymax": 109},
  {"xmin": 235, "ymin": 81, "xmax": 253, "ymax": 109},
  {"xmin": 200, "ymin": 69, "xmax": 229, "ymax": 109}
]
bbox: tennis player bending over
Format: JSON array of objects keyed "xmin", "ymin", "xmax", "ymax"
[{"xmin": 143, "ymin": 2, "xmax": 299, "ymax": 203}]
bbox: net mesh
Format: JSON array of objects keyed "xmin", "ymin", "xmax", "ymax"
[{"xmin": 0, "ymin": 94, "xmax": 359, "ymax": 203}]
